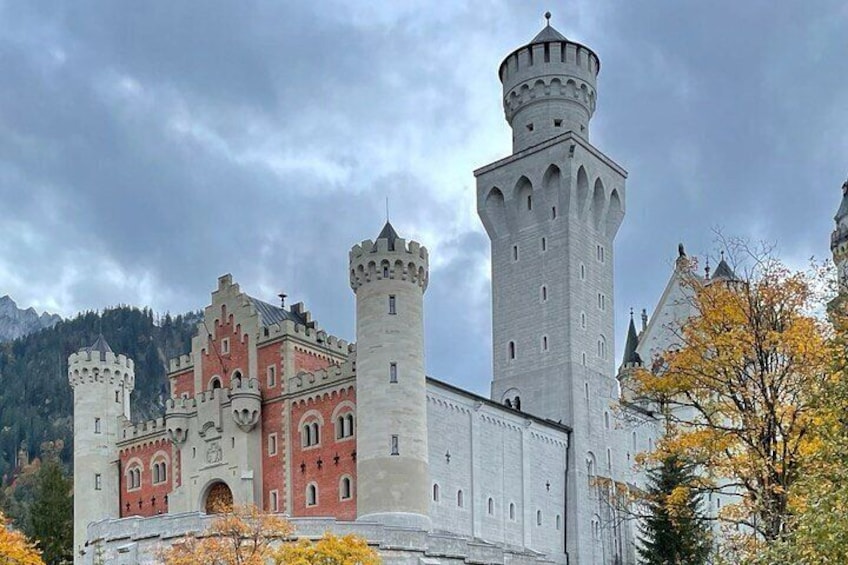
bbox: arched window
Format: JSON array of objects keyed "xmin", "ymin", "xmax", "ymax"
[
  {"xmin": 127, "ymin": 465, "xmax": 142, "ymax": 490},
  {"xmin": 311, "ymin": 422, "xmax": 320, "ymax": 445},
  {"xmin": 210, "ymin": 377, "xmax": 222, "ymax": 390},
  {"xmin": 537, "ymin": 510, "xmax": 543, "ymax": 526},
  {"xmin": 509, "ymin": 502, "xmax": 516, "ymax": 520},
  {"xmin": 303, "ymin": 421, "xmax": 321, "ymax": 447},
  {"xmin": 514, "ymin": 396, "xmax": 521, "ymax": 411},
  {"xmin": 346, "ymin": 414, "xmax": 355, "ymax": 437},
  {"xmin": 457, "ymin": 490, "xmax": 464, "ymax": 508},
  {"xmin": 336, "ymin": 413, "xmax": 355, "ymax": 439},
  {"xmin": 504, "ymin": 398, "xmax": 512, "ymax": 408},
  {"xmin": 598, "ymin": 335, "xmax": 606, "ymax": 359},
  {"xmin": 306, "ymin": 483, "xmax": 318, "ymax": 507},
  {"xmin": 433, "ymin": 484, "xmax": 440, "ymax": 502},
  {"xmin": 339, "ymin": 476, "xmax": 352, "ymax": 500},
  {"xmin": 232, "ymin": 370, "xmax": 242, "ymax": 387},
  {"xmin": 487, "ymin": 497, "xmax": 494, "ymax": 515}
]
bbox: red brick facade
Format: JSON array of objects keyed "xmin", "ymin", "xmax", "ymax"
[
  {"xmin": 290, "ymin": 385, "xmax": 357, "ymax": 520},
  {"xmin": 118, "ymin": 437, "xmax": 173, "ymax": 517}
]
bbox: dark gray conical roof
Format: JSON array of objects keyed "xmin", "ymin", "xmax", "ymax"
[
  {"xmin": 712, "ymin": 258, "xmax": 737, "ymax": 281},
  {"xmin": 836, "ymin": 179, "xmax": 848, "ymax": 222},
  {"xmin": 373, "ymin": 221, "xmax": 400, "ymax": 251},
  {"xmin": 622, "ymin": 314, "xmax": 642, "ymax": 367},
  {"xmin": 86, "ymin": 334, "xmax": 113, "ymax": 361},
  {"xmin": 530, "ymin": 23, "xmax": 567, "ymax": 45}
]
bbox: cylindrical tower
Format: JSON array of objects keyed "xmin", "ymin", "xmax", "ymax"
[
  {"xmin": 68, "ymin": 336, "xmax": 135, "ymax": 564},
  {"xmin": 499, "ymin": 13, "xmax": 600, "ymax": 152},
  {"xmin": 349, "ymin": 221, "xmax": 431, "ymax": 530}
]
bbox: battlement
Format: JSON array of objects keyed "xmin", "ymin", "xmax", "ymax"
[
  {"xmin": 168, "ymin": 354, "xmax": 193, "ymax": 373},
  {"xmin": 256, "ymin": 316, "xmax": 350, "ymax": 354},
  {"xmin": 288, "ymin": 357, "xmax": 355, "ymax": 395},
  {"xmin": 119, "ymin": 418, "xmax": 167, "ymax": 442},
  {"xmin": 68, "ymin": 352, "xmax": 135, "ymax": 390},
  {"xmin": 69, "ymin": 349, "xmax": 134, "ymax": 370},
  {"xmin": 349, "ymin": 237, "xmax": 429, "ymax": 291}
]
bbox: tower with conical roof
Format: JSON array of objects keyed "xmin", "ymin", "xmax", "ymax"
[
  {"xmin": 349, "ymin": 221, "xmax": 431, "ymax": 530},
  {"xmin": 68, "ymin": 335, "xmax": 135, "ymax": 564},
  {"xmin": 832, "ymin": 178, "xmax": 848, "ymax": 289},
  {"xmin": 475, "ymin": 14, "xmax": 629, "ymax": 563}
]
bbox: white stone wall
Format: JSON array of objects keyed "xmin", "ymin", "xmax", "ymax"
[
  {"xmin": 68, "ymin": 350, "xmax": 135, "ymax": 565},
  {"xmin": 426, "ymin": 381, "xmax": 569, "ymax": 563}
]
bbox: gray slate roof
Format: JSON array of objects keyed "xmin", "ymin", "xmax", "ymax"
[
  {"xmin": 247, "ymin": 297, "xmax": 307, "ymax": 327},
  {"xmin": 530, "ymin": 24, "xmax": 567, "ymax": 45},
  {"xmin": 622, "ymin": 316, "xmax": 642, "ymax": 367},
  {"xmin": 85, "ymin": 334, "xmax": 113, "ymax": 361},
  {"xmin": 712, "ymin": 258, "xmax": 737, "ymax": 281},
  {"xmin": 836, "ymin": 186, "xmax": 848, "ymax": 222},
  {"xmin": 373, "ymin": 221, "xmax": 400, "ymax": 251}
]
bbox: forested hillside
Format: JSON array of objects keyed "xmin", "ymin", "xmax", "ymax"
[{"xmin": 0, "ymin": 306, "xmax": 199, "ymax": 482}]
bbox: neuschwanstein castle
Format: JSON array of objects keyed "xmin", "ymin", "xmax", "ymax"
[{"xmin": 67, "ymin": 16, "xmax": 844, "ymax": 565}]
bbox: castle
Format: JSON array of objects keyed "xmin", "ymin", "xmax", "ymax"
[{"xmin": 67, "ymin": 16, "xmax": 844, "ymax": 565}]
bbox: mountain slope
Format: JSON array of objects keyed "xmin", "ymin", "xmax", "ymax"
[
  {"xmin": 0, "ymin": 306, "xmax": 199, "ymax": 482},
  {"xmin": 0, "ymin": 296, "xmax": 62, "ymax": 342}
]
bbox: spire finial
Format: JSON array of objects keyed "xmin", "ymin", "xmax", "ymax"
[
  {"xmin": 720, "ymin": 250, "xmax": 725, "ymax": 261},
  {"xmin": 705, "ymin": 256, "xmax": 711, "ymax": 279},
  {"xmin": 545, "ymin": 11, "xmax": 552, "ymax": 26},
  {"xmin": 629, "ymin": 307, "xmax": 634, "ymax": 319}
]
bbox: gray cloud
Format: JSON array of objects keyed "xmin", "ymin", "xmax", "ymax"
[{"xmin": 1, "ymin": 1, "xmax": 846, "ymax": 395}]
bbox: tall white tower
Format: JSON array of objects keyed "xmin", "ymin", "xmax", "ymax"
[
  {"xmin": 832, "ymin": 178, "xmax": 848, "ymax": 289},
  {"xmin": 475, "ymin": 15, "xmax": 630, "ymax": 564},
  {"xmin": 68, "ymin": 336, "xmax": 134, "ymax": 564},
  {"xmin": 350, "ymin": 222, "xmax": 431, "ymax": 530}
]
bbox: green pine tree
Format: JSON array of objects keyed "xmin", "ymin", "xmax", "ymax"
[
  {"xmin": 28, "ymin": 456, "xmax": 72, "ymax": 565},
  {"xmin": 638, "ymin": 455, "xmax": 711, "ymax": 565}
]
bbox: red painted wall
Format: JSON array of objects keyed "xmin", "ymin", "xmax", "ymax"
[
  {"xmin": 119, "ymin": 438, "xmax": 173, "ymax": 517},
  {"xmin": 169, "ymin": 368, "xmax": 194, "ymax": 399},
  {"xmin": 289, "ymin": 385, "xmax": 356, "ymax": 520},
  {"xmin": 201, "ymin": 305, "xmax": 250, "ymax": 390}
]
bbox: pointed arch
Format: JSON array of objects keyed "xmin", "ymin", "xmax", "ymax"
[
  {"xmin": 542, "ymin": 164, "xmax": 563, "ymax": 215},
  {"xmin": 576, "ymin": 166, "xmax": 589, "ymax": 217},
  {"xmin": 592, "ymin": 177, "xmax": 606, "ymax": 228},
  {"xmin": 483, "ymin": 186, "xmax": 507, "ymax": 237},
  {"xmin": 606, "ymin": 189, "xmax": 624, "ymax": 237}
]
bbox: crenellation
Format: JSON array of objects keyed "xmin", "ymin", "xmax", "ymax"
[
  {"xmin": 119, "ymin": 418, "xmax": 167, "ymax": 442},
  {"xmin": 168, "ymin": 354, "xmax": 193, "ymax": 373}
]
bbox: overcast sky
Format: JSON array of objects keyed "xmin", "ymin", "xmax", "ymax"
[{"xmin": 1, "ymin": 1, "xmax": 846, "ymax": 395}]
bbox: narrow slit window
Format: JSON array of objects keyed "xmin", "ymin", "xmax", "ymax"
[
  {"xmin": 527, "ymin": 194, "xmax": 532, "ymax": 210},
  {"xmin": 95, "ymin": 417, "xmax": 101, "ymax": 434},
  {"xmin": 389, "ymin": 362, "xmax": 398, "ymax": 383},
  {"xmin": 513, "ymin": 245, "xmax": 519, "ymax": 261},
  {"xmin": 390, "ymin": 435, "xmax": 399, "ymax": 456},
  {"xmin": 541, "ymin": 237, "xmax": 547, "ymax": 251},
  {"xmin": 388, "ymin": 295, "xmax": 396, "ymax": 315},
  {"xmin": 508, "ymin": 341, "xmax": 516, "ymax": 360},
  {"xmin": 542, "ymin": 336, "xmax": 548, "ymax": 351},
  {"xmin": 95, "ymin": 473, "xmax": 102, "ymax": 491},
  {"xmin": 541, "ymin": 285, "xmax": 547, "ymax": 301},
  {"xmin": 551, "ymin": 206, "xmax": 557, "ymax": 219}
]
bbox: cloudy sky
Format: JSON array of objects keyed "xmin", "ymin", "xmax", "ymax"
[{"xmin": 2, "ymin": 1, "xmax": 846, "ymax": 395}]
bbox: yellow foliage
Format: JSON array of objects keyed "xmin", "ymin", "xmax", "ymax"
[
  {"xmin": 0, "ymin": 512, "xmax": 44, "ymax": 565},
  {"xmin": 158, "ymin": 505, "xmax": 380, "ymax": 565}
]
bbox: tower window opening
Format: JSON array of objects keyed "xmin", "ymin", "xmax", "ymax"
[
  {"xmin": 582, "ymin": 352, "xmax": 587, "ymax": 366},
  {"xmin": 542, "ymin": 335, "xmax": 548, "ymax": 351},
  {"xmin": 557, "ymin": 514, "xmax": 562, "ymax": 530},
  {"xmin": 267, "ymin": 365, "xmax": 276, "ymax": 388},
  {"xmin": 388, "ymin": 295, "xmax": 396, "ymax": 315},
  {"xmin": 390, "ymin": 434, "xmax": 399, "ymax": 456},
  {"xmin": 433, "ymin": 483, "xmax": 440, "ymax": 502},
  {"xmin": 221, "ymin": 338, "xmax": 230, "ymax": 355},
  {"xmin": 513, "ymin": 245, "xmax": 519, "ymax": 261},
  {"xmin": 526, "ymin": 123, "xmax": 534, "ymax": 132},
  {"xmin": 270, "ymin": 490, "xmax": 279, "ymax": 511},
  {"xmin": 383, "ymin": 265, "xmax": 389, "ymax": 278},
  {"xmin": 581, "ymin": 312, "xmax": 587, "ymax": 329},
  {"xmin": 527, "ymin": 194, "xmax": 533, "ymax": 210},
  {"xmin": 552, "ymin": 206, "xmax": 557, "ymax": 219},
  {"xmin": 537, "ymin": 510, "xmax": 542, "ymax": 526},
  {"xmin": 268, "ymin": 433, "xmax": 278, "ymax": 456},
  {"xmin": 95, "ymin": 473, "xmax": 102, "ymax": 491},
  {"xmin": 554, "ymin": 118, "xmax": 563, "ymax": 128},
  {"xmin": 509, "ymin": 502, "xmax": 516, "ymax": 520},
  {"xmin": 488, "ymin": 497, "xmax": 494, "ymax": 515},
  {"xmin": 607, "ymin": 448, "xmax": 612, "ymax": 470},
  {"xmin": 585, "ymin": 382, "xmax": 590, "ymax": 402},
  {"xmin": 457, "ymin": 490, "xmax": 464, "ymax": 508},
  {"xmin": 541, "ymin": 237, "xmax": 547, "ymax": 251},
  {"xmin": 605, "ymin": 411, "xmax": 610, "ymax": 430},
  {"xmin": 597, "ymin": 245, "xmax": 605, "ymax": 263},
  {"xmin": 541, "ymin": 285, "xmax": 547, "ymax": 301},
  {"xmin": 508, "ymin": 341, "xmax": 516, "ymax": 360},
  {"xmin": 340, "ymin": 477, "xmax": 352, "ymax": 500},
  {"xmin": 544, "ymin": 42, "xmax": 550, "ymax": 63},
  {"xmin": 580, "ymin": 264, "xmax": 586, "ymax": 280},
  {"xmin": 94, "ymin": 417, "xmax": 101, "ymax": 434},
  {"xmin": 389, "ymin": 362, "xmax": 398, "ymax": 383},
  {"xmin": 115, "ymin": 390, "xmax": 120, "ymax": 403}
]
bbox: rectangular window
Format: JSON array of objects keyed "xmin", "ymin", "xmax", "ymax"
[
  {"xmin": 115, "ymin": 390, "xmax": 120, "ymax": 403},
  {"xmin": 512, "ymin": 245, "xmax": 519, "ymax": 261},
  {"xmin": 541, "ymin": 237, "xmax": 547, "ymax": 252},
  {"xmin": 389, "ymin": 362, "xmax": 398, "ymax": 383},
  {"xmin": 268, "ymin": 433, "xmax": 278, "ymax": 456},
  {"xmin": 221, "ymin": 338, "xmax": 230, "ymax": 355},
  {"xmin": 391, "ymin": 435, "xmax": 399, "ymax": 456},
  {"xmin": 267, "ymin": 365, "xmax": 276, "ymax": 388},
  {"xmin": 597, "ymin": 245, "xmax": 605, "ymax": 263},
  {"xmin": 94, "ymin": 417, "xmax": 101, "ymax": 434},
  {"xmin": 270, "ymin": 490, "xmax": 279, "ymax": 512},
  {"xmin": 388, "ymin": 295, "xmax": 396, "ymax": 315},
  {"xmin": 552, "ymin": 206, "xmax": 557, "ymax": 219},
  {"xmin": 95, "ymin": 473, "xmax": 102, "ymax": 491}
]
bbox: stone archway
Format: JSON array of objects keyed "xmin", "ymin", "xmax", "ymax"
[{"xmin": 204, "ymin": 481, "xmax": 233, "ymax": 514}]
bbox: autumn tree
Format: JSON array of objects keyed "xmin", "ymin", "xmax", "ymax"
[
  {"xmin": 158, "ymin": 504, "xmax": 380, "ymax": 565},
  {"xmin": 637, "ymin": 455, "xmax": 711, "ymax": 565},
  {"xmin": 0, "ymin": 511, "xmax": 44, "ymax": 565},
  {"xmin": 632, "ymin": 245, "xmax": 831, "ymax": 556}
]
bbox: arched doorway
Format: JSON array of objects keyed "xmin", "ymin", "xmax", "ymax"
[{"xmin": 204, "ymin": 481, "xmax": 233, "ymax": 514}]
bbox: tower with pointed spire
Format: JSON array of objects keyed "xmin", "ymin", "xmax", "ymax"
[
  {"xmin": 349, "ymin": 221, "xmax": 431, "ymax": 530},
  {"xmin": 476, "ymin": 14, "xmax": 631, "ymax": 563},
  {"xmin": 68, "ymin": 335, "xmax": 135, "ymax": 564}
]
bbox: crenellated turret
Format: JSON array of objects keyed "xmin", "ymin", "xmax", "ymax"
[
  {"xmin": 350, "ymin": 221, "xmax": 431, "ymax": 530},
  {"xmin": 68, "ymin": 335, "xmax": 135, "ymax": 564},
  {"xmin": 500, "ymin": 12, "xmax": 600, "ymax": 152}
]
